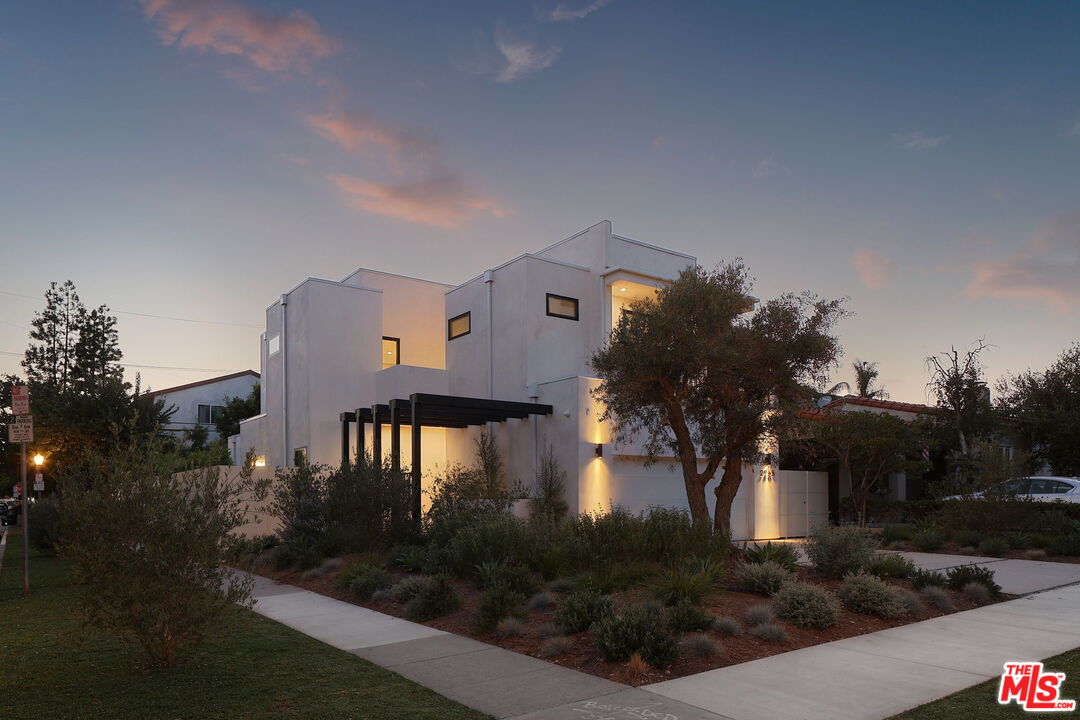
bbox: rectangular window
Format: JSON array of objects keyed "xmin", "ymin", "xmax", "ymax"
[
  {"xmin": 546, "ymin": 293, "xmax": 579, "ymax": 321},
  {"xmin": 293, "ymin": 447, "xmax": 308, "ymax": 466},
  {"xmin": 448, "ymin": 311, "xmax": 471, "ymax": 340},
  {"xmin": 267, "ymin": 334, "xmax": 280, "ymax": 356},
  {"xmin": 197, "ymin": 404, "xmax": 224, "ymax": 425},
  {"xmin": 382, "ymin": 336, "xmax": 401, "ymax": 369}
]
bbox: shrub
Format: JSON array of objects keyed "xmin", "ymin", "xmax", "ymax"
[
  {"xmin": 527, "ymin": 592, "xmax": 554, "ymax": 611},
  {"xmin": 921, "ymin": 586, "xmax": 954, "ymax": 612},
  {"xmin": 978, "ymin": 537, "xmax": 1010, "ymax": 557},
  {"xmin": 867, "ymin": 553, "xmax": 916, "ymax": 579},
  {"xmin": 371, "ymin": 588, "xmax": 393, "ymax": 602},
  {"xmin": 1005, "ymin": 531, "xmax": 1033, "ymax": 550},
  {"xmin": 743, "ymin": 541, "xmax": 799, "ymax": 571},
  {"xmin": 805, "ymin": 526, "xmax": 879, "ymax": 579},
  {"xmin": 649, "ymin": 564, "xmax": 716, "ymax": 605},
  {"xmin": 1047, "ymin": 535, "xmax": 1080, "ymax": 557},
  {"xmin": 680, "ymin": 633, "xmax": 723, "ymax": 660},
  {"xmin": 390, "ymin": 575, "xmax": 430, "ymax": 603},
  {"xmin": 301, "ymin": 565, "xmax": 328, "ymax": 581},
  {"xmin": 548, "ymin": 577, "xmax": 576, "ymax": 594},
  {"xmin": 585, "ymin": 561, "xmax": 655, "ymax": 594},
  {"xmin": 713, "ymin": 616, "xmax": 742, "ymax": 636},
  {"xmin": 274, "ymin": 538, "xmax": 323, "ymax": 570},
  {"xmin": 529, "ymin": 445, "xmax": 569, "ymax": 536},
  {"xmin": 838, "ymin": 573, "xmax": 908, "ymax": 619},
  {"xmin": 771, "ymin": 582, "xmax": 841, "ymax": 629},
  {"xmin": 593, "ymin": 605, "xmax": 680, "ymax": 669},
  {"xmin": 953, "ymin": 529, "xmax": 983, "ymax": 548},
  {"xmin": 536, "ymin": 621, "xmax": 563, "ymax": 638},
  {"xmin": 1024, "ymin": 549, "xmax": 1048, "ymax": 561},
  {"xmin": 445, "ymin": 515, "xmax": 539, "ymax": 576},
  {"xmin": 912, "ymin": 530, "xmax": 945, "ymax": 552},
  {"xmin": 898, "ymin": 588, "xmax": 925, "ymax": 619},
  {"xmin": 664, "ymin": 600, "xmax": 715, "ymax": 632},
  {"xmin": 555, "ymin": 589, "xmax": 614, "ymax": 633},
  {"xmin": 734, "ymin": 561, "xmax": 791, "ymax": 595},
  {"xmin": 347, "ymin": 566, "xmax": 392, "ymax": 600},
  {"xmin": 495, "ymin": 617, "xmax": 528, "ymax": 638},
  {"xmin": 538, "ymin": 636, "xmax": 574, "ymax": 658},
  {"xmin": 476, "ymin": 561, "xmax": 539, "ymax": 595},
  {"xmin": 56, "ymin": 450, "xmax": 262, "ymax": 667},
  {"xmin": 909, "ymin": 568, "xmax": 947, "ymax": 589},
  {"xmin": 28, "ymin": 495, "xmax": 62, "ymax": 551},
  {"xmin": 335, "ymin": 561, "xmax": 382, "ymax": 591},
  {"xmin": 963, "ymin": 582, "xmax": 992, "ymax": 605},
  {"xmin": 881, "ymin": 524, "xmax": 914, "ymax": 543},
  {"xmin": 749, "ymin": 622, "xmax": 787, "ymax": 643},
  {"xmin": 743, "ymin": 604, "xmax": 776, "ymax": 628},
  {"xmin": 945, "ymin": 564, "xmax": 1001, "ymax": 596},
  {"xmin": 391, "ymin": 544, "xmax": 427, "ymax": 573},
  {"xmin": 405, "ymin": 576, "xmax": 460, "ymax": 621},
  {"xmin": 475, "ymin": 585, "xmax": 525, "ymax": 633}
]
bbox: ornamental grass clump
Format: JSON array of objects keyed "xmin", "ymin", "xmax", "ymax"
[
  {"xmin": 743, "ymin": 603, "xmax": 776, "ymax": 628},
  {"xmin": 475, "ymin": 584, "xmax": 525, "ymax": 633},
  {"xmin": 712, "ymin": 616, "xmax": 742, "ymax": 636},
  {"xmin": 734, "ymin": 561, "xmax": 791, "ymax": 595},
  {"xmin": 771, "ymin": 581, "xmax": 840, "ymax": 629},
  {"xmin": 963, "ymin": 582, "xmax": 993, "ymax": 605},
  {"xmin": 680, "ymin": 633, "xmax": 723, "ymax": 660},
  {"xmin": 945, "ymin": 564, "xmax": 1001, "ymax": 596},
  {"xmin": 921, "ymin": 586, "xmax": 954, "ymax": 612},
  {"xmin": 743, "ymin": 541, "xmax": 800, "ymax": 571},
  {"xmin": 749, "ymin": 622, "xmax": 787, "ymax": 643},
  {"xmin": 593, "ymin": 605, "xmax": 680, "ymax": 669},
  {"xmin": 404, "ymin": 576, "xmax": 460, "ymax": 621},
  {"xmin": 838, "ymin": 572, "xmax": 908, "ymax": 619}
]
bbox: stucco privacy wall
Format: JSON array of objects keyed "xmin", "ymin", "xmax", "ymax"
[{"xmin": 172, "ymin": 465, "xmax": 280, "ymax": 539}]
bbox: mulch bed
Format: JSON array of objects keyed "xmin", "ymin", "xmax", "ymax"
[{"xmin": 253, "ymin": 557, "xmax": 1005, "ymax": 686}]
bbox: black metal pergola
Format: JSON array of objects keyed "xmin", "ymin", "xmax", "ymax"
[{"xmin": 338, "ymin": 393, "xmax": 553, "ymax": 523}]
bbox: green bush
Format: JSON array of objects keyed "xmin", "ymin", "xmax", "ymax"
[
  {"xmin": 584, "ymin": 561, "xmax": 655, "ymax": 594},
  {"xmin": 771, "ymin": 582, "xmax": 841, "ymax": 629},
  {"xmin": 391, "ymin": 544, "xmax": 427, "ymax": 572},
  {"xmin": 555, "ymin": 589, "xmax": 614, "ymax": 633},
  {"xmin": 404, "ymin": 576, "xmax": 461, "ymax": 621},
  {"xmin": 921, "ymin": 586, "xmax": 954, "ymax": 612},
  {"xmin": 838, "ymin": 572, "xmax": 908, "ymax": 619},
  {"xmin": 945, "ymin": 564, "xmax": 1001, "ymax": 596},
  {"xmin": 953, "ymin": 529, "xmax": 983, "ymax": 548},
  {"xmin": 909, "ymin": 568, "xmax": 947, "ymax": 589},
  {"xmin": 743, "ymin": 541, "xmax": 799, "ymax": 571},
  {"xmin": 805, "ymin": 526, "xmax": 879, "ymax": 579},
  {"xmin": 274, "ymin": 537, "xmax": 324, "ymax": 570},
  {"xmin": 898, "ymin": 588, "xmax": 925, "ymax": 619},
  {"xmin": 445, "ymin": 515, "xmax": 539, "ymax": 576},
  {"xmin": 476, "ymin": 561, "xmax": 539, "ymax": 596},
  {"xmin": 734, "ymin": 561, "xmax": 791, "ymax": 595},
  {"xmin": 963, "ymin": 582, "xmax": 992, "ymax": 604},
  {"xmin": 341, "ymin": 565, "xmax": 392, "ymax": 600},
  {"xmin": 475, "ymin": 584, "xmax": 525, "ymax": 633},
  {"xmin": 649, "ymin": 564, "xmax": 716, "ymax": 605},
  {"xmin": 1005, "ymin": 531, "xmax": 1032, "ymax": 550},
  {"xmin": 1047, "ymin": 535, "xmax": 1080, "ymax": 557},
  {"xmin": 978, "ymin": 537, "xmax": 1010, "ymax": 557},
  {"xmin": 867, "ymin": 552, "xmax": 916, "ymax": 579},
  {"xmin": 664, "ymin": 600, "xmax": 715, "ymax": 632},
  {"xmin": 593, "ymin": 605, "xmax": 680, "ymax": 669},
  {"xmin": 881, "ymin": 524, "xmax": 914, "ymax": 543},
  {"xmin": 912, "ymin": 529, "xmax": 945, "ymax": 552},
  {"xmin": 389, "ymin": 575, "xmax": 429, "ymax": 603},
  {"xmin": 27, "ymin": 495, "xmax": 62, "ymax": 551}
]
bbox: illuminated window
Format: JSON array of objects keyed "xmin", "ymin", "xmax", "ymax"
[
  {"xmin": 267, "ymin": 334, "xmax": 280, "ymax": 356},
  {"xmin": 253, "ymin": 455, "xmax": 266, "ymax": 467},
  {"xmin": 448, "ymin": 312, "xmax": 471, "ymax": 340},
  {"xmin": 382, "ymin": 337, "xmax": 400, "ymax": 369},
  {"xmin": 546, "ymin": 293, "xmax": 579, "ymax": 321}
]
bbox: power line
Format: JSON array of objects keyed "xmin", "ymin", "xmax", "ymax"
[
  {"xmin": 0, "ymin": 350, "xmax": 239, "ymax": 373},
  {"xmin": 0, "ymin": 290, "xmax": 262, "ymax": 329}
]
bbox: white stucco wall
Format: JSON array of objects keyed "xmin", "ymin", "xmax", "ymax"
[{"xmin": 152, "ymin": 372, "xmax": 259, "ymax": 442}]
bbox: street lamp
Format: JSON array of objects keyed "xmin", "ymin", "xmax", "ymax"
[{"xmin": 33, "ymin": 454, "xmax": 44, "ymax": 468}]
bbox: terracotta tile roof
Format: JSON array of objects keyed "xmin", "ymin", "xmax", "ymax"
[
  {"xmin": 820, "ymin": 396, "xmax": 941, "ymax": 415},
  {"xmin": 145, "ymin": 370, "xmax": 259, "ymax": 397}
]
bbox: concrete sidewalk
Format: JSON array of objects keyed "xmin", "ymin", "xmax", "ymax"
[{"xmin": 893, "ymin": 551, "xmax": 1080, "ymax": 595}]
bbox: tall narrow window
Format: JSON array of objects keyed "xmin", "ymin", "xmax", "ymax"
[
  {"xmin": 546, "ymin": 293, "xmax": 579, "ymax": 321},
  {"xmin": 382, "ymin": 336, "xmax": 401, "ymax": 369},
  {"xmin": 267, "ymin": 334, "xmax": 280, "ymax": 356},
  {"xmin": 293, "ymin": 447, "xmax": 308, "ymax": 466},
  {"xmin": 448, "ymin": 311, "xmax": 471, "ymax": 340}
]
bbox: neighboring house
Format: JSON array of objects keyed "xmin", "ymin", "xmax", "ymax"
[
  {"xmin": 234, "ymin": 221, "xmax": 828, "ymax": 541},
  {"xmin": 148, "ymin": 370, "xmax": 260, "ymax": 443}
]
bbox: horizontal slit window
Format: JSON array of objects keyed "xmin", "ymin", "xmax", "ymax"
[{"xmin": 546, "ymin": 293, "xmax": 579, "ymax": 321}]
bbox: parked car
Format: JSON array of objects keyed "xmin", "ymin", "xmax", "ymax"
[{"xmin": 944, "ymin": 476, "xmax": 1080, "ymax": 503}]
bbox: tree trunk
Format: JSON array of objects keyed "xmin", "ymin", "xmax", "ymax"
[
  {"xmin": 712, "ymin": 454, "xmax": 744, "ymax": 538},
  {"xmin": 683, "ymin": 474, "xmax": 710, "ymax": 528}
]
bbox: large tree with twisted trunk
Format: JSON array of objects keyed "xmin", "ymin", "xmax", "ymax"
[{"xmin": 590, "ymin": 262, "xmax": 845, "ymax": 537}]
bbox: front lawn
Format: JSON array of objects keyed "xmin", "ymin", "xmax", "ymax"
[
  {"xmin": 0, "ymin": 529, "xmax": 489, "ymax": 720},
  {"xmin": 889, "ymin": 649, "xmax": 1080, "ymax": 719}
]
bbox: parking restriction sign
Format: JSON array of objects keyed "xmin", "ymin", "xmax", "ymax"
[
  {"xmin": 11, "ymin": 385, "xmax": 29, "ymax": 415},
  {"xmin": 8, "ymin": 415, "xmax": 32, "ymax": 443}
]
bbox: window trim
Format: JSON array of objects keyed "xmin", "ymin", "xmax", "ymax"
[
  {"xmin": 197, "ymin": 403, "xmax": 224, "ymax": 425},
  {"xmin": 382, "ymin": 336, "xmax": 401, "ymax": 367},
  {"xmin": 546, "ymin": 293, "xmax": 580, "ymax": 321},
  {"xmin": 448, "ymin": 311, "xmax": 471, "ymax": 340}
]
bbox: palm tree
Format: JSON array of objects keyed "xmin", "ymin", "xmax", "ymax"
[{"xmin": 822, "ymin": 359, "xmax": 888, "ymax": 399}]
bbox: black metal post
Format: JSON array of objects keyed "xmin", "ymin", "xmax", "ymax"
[
  {"xmin": 410, "ymin": 394, "xmax": 422, "ymax": 527},
  {"xmin": 355, "ymin": 408, "xmax": 366, "ymax": 463},
  {"xmin": 371, "ymin": 404, "xmax": 382, "ymax": 464},
  {"xmin": 339, "ymin": 413, "xmax": 351, "ymax": 467},
  {"xmin": 390, "ymin": 399, "xmax": 402, "ymax": 473}
]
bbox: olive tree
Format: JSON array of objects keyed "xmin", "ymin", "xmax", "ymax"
[
  {"xmin": 591, "ymin": 262, "xmax": 844, "ymax": 536},
  {"xmin": 57, "ymin": 446, "xmax": 265, "ymax": 667}
]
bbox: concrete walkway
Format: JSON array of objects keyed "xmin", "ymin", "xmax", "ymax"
[{"xmin": 893, "ymin": 551, "xmax": 1080, "ymax": 595}]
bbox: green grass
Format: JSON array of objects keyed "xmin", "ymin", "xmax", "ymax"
[
  {"xmin": 889, "ymin": 649, "xmax": 1080, "ymax": 719},
  {"xmin": 0, "ymin": 529, "xmax": 490, "ymax": 720}
]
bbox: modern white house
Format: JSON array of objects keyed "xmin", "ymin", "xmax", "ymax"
[
  {"xmin": 148, "ymin": 370, "xmax": 260, "ymax": 443},
  {"xmin": 233, "ymin": 221, "xmax": 827, "ymax": 541}
]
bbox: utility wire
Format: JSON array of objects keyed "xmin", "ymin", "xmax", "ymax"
[
  {"xmin": 0, "ymin": 290, "xmax": 262, "ymax": 329},
  {"xmin": 0, "ymin": 350, "xmax": 238, "ymax": 374}
]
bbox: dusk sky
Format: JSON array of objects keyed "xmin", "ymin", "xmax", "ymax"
[{"xmin": 2, "ymin": 0, "xmax": 1078, "ymax": 402}]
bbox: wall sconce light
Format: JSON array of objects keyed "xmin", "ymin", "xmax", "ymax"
[
  {"xmin": 595, "ymin": 443, "xmax": 603, "ymax": 458},
  {"xmin": 759, "ymin": 464, "xmax": 774, "ymax": 482}
]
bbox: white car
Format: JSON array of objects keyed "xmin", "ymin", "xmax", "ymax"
[{"xmin": 945, "ymin": 476, "xmax": 1080, "ymax": 503}]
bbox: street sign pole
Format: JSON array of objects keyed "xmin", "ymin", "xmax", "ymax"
[{"xmin": 21, "ymin": 441, "xmax": 28, "ymax": 597}]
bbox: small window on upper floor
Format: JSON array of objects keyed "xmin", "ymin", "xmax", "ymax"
[
  {"xmin": 198, "ymin": 404, "xmax": 225, "ymax": 425},
  {"xmin": 293, "ymin": 447, "xmax": 308, "ymax": 466},
  {"xmin": 267, "ymin": 334, "xmax": 280, "ymax": 356},
  {"xmin": 448, "ymin": 312, "xmax": 471, "ymax": 340},
  {"xmin": 546, "ymin": 293, "xmax": 579, "ymax": 321},
  {"xmin": 382, "ymin": 336, "xmax": 401, "ymax": 369}
]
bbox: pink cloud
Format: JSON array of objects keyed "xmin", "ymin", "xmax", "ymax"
[
  {"xmin": 852, "ymin": 250, "xmax": 896, "ymax": 289},
  {"xmin": 327, "ymin": 174, "xmax": 508, "ymax": 229},
  {"xmin": 306, "ymin": 112, "xmax": 439, "ymax": 174},
  {"xmin": 141, "ymin": 0, "xmax": 340, "ymax": 74},
  {"xmin": 964, "ymin": 212, "xmax": 1080, "ymax": 312}
]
